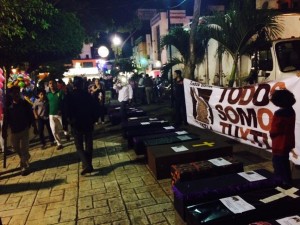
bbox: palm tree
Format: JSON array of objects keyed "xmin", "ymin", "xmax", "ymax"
[
  {"xmin": 188, "ymin": 0, "xmax": 202, "ymax": 80},
  {"xmin": 160, "ymin": 26, "xmax": 208, "ymax": 78},
  {"xmin": 206, "ymin": 0, "xmax": 281, "ymax": 87}
]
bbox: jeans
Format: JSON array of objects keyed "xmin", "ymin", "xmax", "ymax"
[
  {"xmin": 72, "ymin": 128, "xmax": 93, "ymax": 169},
  {"xmin": 272, "ymin": 154, "xmax": 292, "ymax": 184},
  {"xmin": 120, "ymin": 101, "xmax": 128, "ymax": 122},
  {"xmin": 37, "ymin": 118, "xmax": 54, "ymax": 145},
  {"xmin": 11, "ymin": 129, "xmax": 30, "ymax": 168}
]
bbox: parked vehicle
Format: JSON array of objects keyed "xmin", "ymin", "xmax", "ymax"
[{"xmin": 196, "ymin": 13, "xmax": 300, "ymax": 86}]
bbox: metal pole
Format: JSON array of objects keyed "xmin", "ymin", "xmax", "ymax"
[
  {"xmin": 2, "ymin": 66, "xmax": 8, "ymax": 168},
  {"xmin": 167, "ymin": 9, "xmax": 174, "ymax": 107}
]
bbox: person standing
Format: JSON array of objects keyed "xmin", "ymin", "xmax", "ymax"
[
  {"xmin": 2, "ymin": 86, "xmax": 37, "ymax": 176},
  {"xmin": 33, "ymin": 89, "xmax": 55, "ymax": 149},
  {"xmin": 173, "ymin": 70, "xmax": 187, "ymax": 127},
  {"xmin": 65, "ymin": 76, "xmax": 100, "ymax": 175},
  {"xmin": 137, "ymin": 73, "xmax": 145, "ymax": 105},
  {"xmin": 47, "ymin": 79, "xmax": 69, "ymax": 150},
  {"xmin": 144, "ymin": 74, "xmax": 153, "ymax": 104},
  {"xmin": 269, "ymin": 89, "xmax": 296, "ymax": 184},
  {"xmin": 113, "ymin": 78, "xmax": 133, "ymax": 122},
  {"xmin": 91, "ymin": 79, "xmax": 106, "ymax": 124}
]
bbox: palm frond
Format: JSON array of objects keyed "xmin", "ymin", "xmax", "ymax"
[
  {"xmin": 160, "ymin": 27, "xmax": 190, "ymax": 62},
  {"xmin": 206, "ymin": 0, "xmax": 281, "ymax": 57},
  {"xmin": 161, "ymin": 57, "xmax": 183, "ymax": 79}
]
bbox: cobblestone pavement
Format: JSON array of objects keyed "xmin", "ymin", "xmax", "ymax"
[{"xmin": 0, "ymin": 101, "xmax": 277, "ymax": 225}]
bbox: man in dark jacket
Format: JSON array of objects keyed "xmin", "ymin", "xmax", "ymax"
[
  {"xmin": 64, "ymin": 76, "xmax": 100, "ymax": 175},
  {"xmin": 173, "ymin": 70, "xmax": 187, "ymax": 127},
  {"xmin": 3, "ymin": 86, "xmax": 37, "ymax": 176}
]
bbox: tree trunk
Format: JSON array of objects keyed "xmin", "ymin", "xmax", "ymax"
[
  {"xmin": 183, "ymin": 61, "xmax": 195, "ymax": 80},
  {"xmin": 228, "ymin": 56, "xmax": 238, "ymax": 87},
  {"xmin": 187, "ymin": 0, "xmax": 201, "ymax": 80}
]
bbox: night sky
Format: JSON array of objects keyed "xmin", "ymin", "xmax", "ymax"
[
  {"xmin": 92, "ymin": 0, "xmax": 194, "ymax": 25},
  {"xmin": 88, "ymin": 0, "xmax": 194, "ymax": 58}
]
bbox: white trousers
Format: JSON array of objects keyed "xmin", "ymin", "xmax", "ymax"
[{"xmin": 49, "ymin": 115, "xmax": 64, "ymax": 146}]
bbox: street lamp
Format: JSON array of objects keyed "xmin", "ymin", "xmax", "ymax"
[
  {"xmin": 112, "ymin": 35, "xmax": 122, "ymax": 46},
  {"xmin": 167, "ymin": 0, "xmax": 189, "ymax": 107},
  {"xmin": 111, "ymin": 35, "xmax": 122, "ymax": 62},
  {"xmin": 98, "ymin": 46, "xmax": 109, "ymax": 58}
]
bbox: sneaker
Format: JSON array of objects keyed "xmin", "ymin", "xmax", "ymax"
[
  {"xmin": 65, "ymin": 135, "xmax": 70, "ymax": 142},
  {"xmin": 56, "ymin": 145, "xmax": 63, "ymax": 150},
  {"xmin": 21, "ymin": 168, "xmax": 30, "ymax": 176},
  {"xmin": 6, "ymin": 149, "xmax": 15, "ymax": 155},
  {"xmin": 81, "ymin": 166, "xmax": 94, "ymax": 175}
]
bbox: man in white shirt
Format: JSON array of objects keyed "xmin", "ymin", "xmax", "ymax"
[{"xmin": 113, "ymin": 78, "xmax": 133, "ymax": 122}]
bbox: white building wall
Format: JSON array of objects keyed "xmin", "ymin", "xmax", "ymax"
[
  {"xmin": 150, "ymin": 10, "xmax": 192, "ymax": 67},
  {"xmin": 256, "ymin": 0, "xmax": 278, "ymax": 9},
  {"xmin": 79, "ymin": 43, "xmax": 92, "ymax": 59}
]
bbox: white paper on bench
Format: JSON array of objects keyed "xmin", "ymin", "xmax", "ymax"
[
  {"xmin": 276, "ymin": 215, "xmax": 300, "ymax": 225},
  {"xmin": 220, "ymin": 196, "xmax": 255, "ymax": 214},
  {"xmin": 140, "ymin": 122, "xmax": 150, "ymax": 125},
  {"xmin": 175, "ymin": 130, "xmax": 188, "ymax": 135},
  {"xmin": 208, "ymin": 157, "xmax": 232, "ymax": 166},
  {"xmin": 171, "ymin": 145, "xmax": 189, "ymax": 152},
  {"xmin": 176, "ymin": 135, "xmax": 192, "ymax": 141},
  {"xmin": 164, "ymin": 126, "xmax": 174, "ymax": 130},
  {"xmin": 238, "ymin": 171, "xmax": 267, "ymax": 182}
]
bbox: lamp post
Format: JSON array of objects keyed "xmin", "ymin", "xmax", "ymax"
[
  {"xmin": 166, "ymin": 0, "xmax": 188, "ymax": 107},
  {"xmin": 98, "ymin": 46, "xmax": 109, "ymax": 58},
  {"xmin": 112, "ymin": 35, "xmax": 122, "ymax": 61},
  {"xmin": 97, "ymin": 46, "xmax": 109, "ymax": 76},
  {"xmin": 167, "ymin": 7, "xmax": 174, "ymax": 107}
]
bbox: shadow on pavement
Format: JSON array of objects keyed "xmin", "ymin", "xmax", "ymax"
[
  {"xmin": 29, "ymin": 151, "xmax": 80, "ymax": 173},
  {"xmin": 91, "ymin": 158, "xmax": 146, "ymax": 177},
  {"xmin": 0, "ymin": 179, "xmax": 65, "ymax": 195}
]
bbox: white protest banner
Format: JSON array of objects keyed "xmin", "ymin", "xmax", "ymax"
[{"xmin": 184, "ymin": 76, "xmax": 300, "ymax": 164}]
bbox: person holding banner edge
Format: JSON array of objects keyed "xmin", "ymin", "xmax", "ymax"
[{"xmin": 269, "ymin": 89, "xmax": 296, "ymax": 184}]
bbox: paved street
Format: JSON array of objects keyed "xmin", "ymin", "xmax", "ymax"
[{"xmin": 0, "ymin": 101, "xmax": 277, "ymax": 225}]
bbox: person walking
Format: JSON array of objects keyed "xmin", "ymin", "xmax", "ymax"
[
  {"xmin": 2, "ymin": 86, "xmax": 37, "ymax": 176},
  {"xmin": 113, "ymin": 77, "xmax": 133, "ymax": 122},
  {"xmin": 33, "ymin": 89, "xmax": 55, "ymax": 149},
  {"xmin": 269, "ymin": 89, "xmax": 296, "ymax": 185},
  {"xmin": 173, "ymin": 70, "xmax": 187, "ymax": 127},
  {"xmin": 47, "ymin": 79, "xmax": 69, "ymax": 150},
  {"xmin": 64, "ymin": 76, "xmax": 100, "ymax": 175}
]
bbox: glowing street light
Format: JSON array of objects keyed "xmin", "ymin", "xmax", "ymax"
[
  {"xmin": 154, "ymin": 60, "xmax": 162, "ymax": 68},
  {"xmin": 112, "ymin": 35, "xmax": 122, "ymax": 46},
  {"xmin": 98, "ymin": 46, "xmax": 109, "ymax": 58}
]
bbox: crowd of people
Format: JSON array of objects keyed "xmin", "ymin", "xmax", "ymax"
[
  {"xmin": 2, "ymin": 76, "xmax": 105, "ymax": 176},
  {"xmin": 0, "ymin": 70, "xmax": 298, "ymax": 185},
  {"xmin": 1, "ymin": 72, "xmax": 173, "ymax": 176}
]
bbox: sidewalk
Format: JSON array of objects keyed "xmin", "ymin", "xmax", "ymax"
[{"xmin": 0, "ymin": 100, "xmax": 275, "ymax": 225}]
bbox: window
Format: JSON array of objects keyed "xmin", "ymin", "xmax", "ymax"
[
  {"xmin": 275, "ymin": 40, "xmax": 300, "ymax": 72},
  {"xmin": 82, "ymin": 62, "xmax": 93, "ymax": 68}
]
